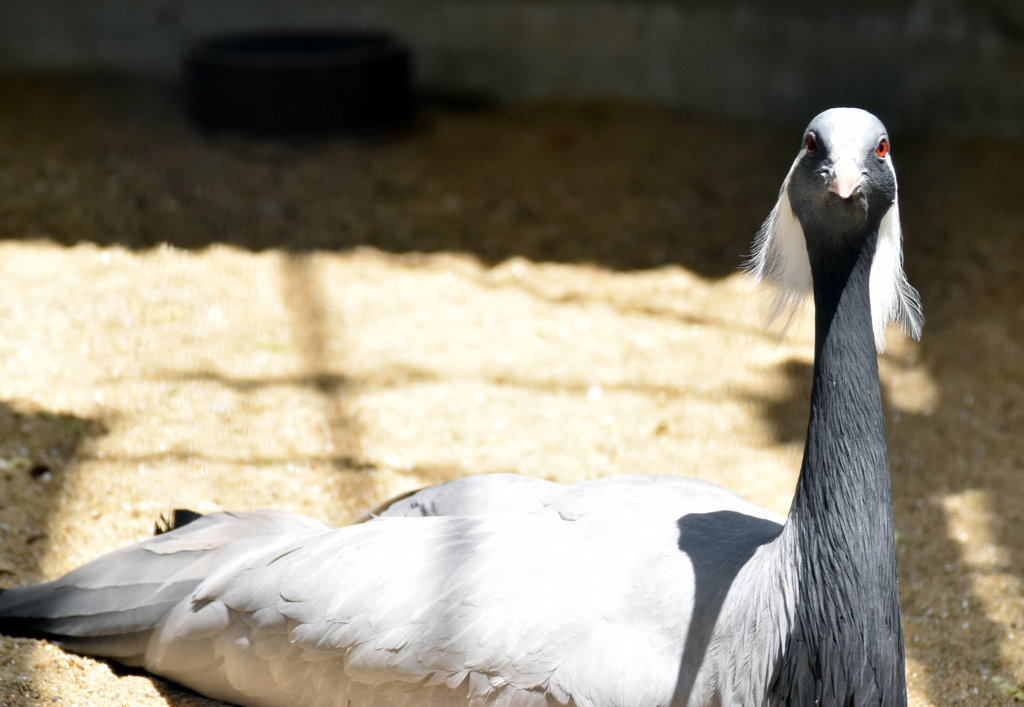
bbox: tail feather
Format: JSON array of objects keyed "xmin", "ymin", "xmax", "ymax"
[
  {"xmin": 0, "ymin": 578, "xmax": 197, "ymax": 663},
  {"xmin": 2, "ymin": 577, "xmax": 197, "ymax": 620},
  {"xmin": 0, "ymin": 509, "xmax": 326, "ymax": 666}
]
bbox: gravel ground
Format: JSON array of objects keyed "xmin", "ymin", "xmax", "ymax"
[{"xmin": 0, "ymin": 75, "xmax": 1022, "ymax": 705}]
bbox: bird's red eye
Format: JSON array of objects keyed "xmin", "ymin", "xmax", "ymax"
[
  {"xmin": 876, "ymin": 139, "xmax": 889, "ymax": 158},
  {"xmin": 805, "ymin": 134, "xmax": 818, "ymax": 153}
]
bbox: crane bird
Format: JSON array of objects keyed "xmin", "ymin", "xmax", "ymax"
[{"xmin": 0, "ymin": 107, "xmax": 922, "ymax": 706}]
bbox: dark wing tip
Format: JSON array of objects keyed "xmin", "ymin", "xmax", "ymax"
[
  {"xmin": 0, "ymin": 583, "xmax": 63, "ymax": 641},
  {"xmin": 153, "ymin": 509, "xmax": 204, "ymax": 536},
  {"xmin": 0, "ymin": 613, "xmax": 61, "ymax": 642}
]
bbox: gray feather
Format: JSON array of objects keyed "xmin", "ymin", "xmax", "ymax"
[{"xmin": 0, "ymin": 510, "xmax": 327, "ymax": 666}]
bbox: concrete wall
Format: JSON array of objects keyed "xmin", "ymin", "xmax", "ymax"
[{"xmin": 2, "ymin": 0, "xmax": 1023, "ymax": 136}]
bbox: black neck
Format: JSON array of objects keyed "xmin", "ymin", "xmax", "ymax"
[{"xmin": 770, "ymin": 224, "xmax": 907, "ymax": 704}]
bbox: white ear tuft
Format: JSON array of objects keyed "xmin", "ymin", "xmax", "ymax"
[
  {"xmin": 870, "ymin": 195, "xmax": 923, "ymax": 351},
  {"xmin": 746, "ymin": 156, "xmax": 812, "ymax": 334}
]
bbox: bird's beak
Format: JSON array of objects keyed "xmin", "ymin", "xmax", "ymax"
[{"xmin": 828, "ymin": 157, "xmax": 865, "ymax": 200}]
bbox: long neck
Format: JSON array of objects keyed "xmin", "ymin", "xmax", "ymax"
[{"xmin": 769, "ymin": 224, "xmax": 907, "ymax": 704}]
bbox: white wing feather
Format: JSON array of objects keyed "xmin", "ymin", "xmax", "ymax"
[{"xmin": 139, "ymin": 476, "xmax": 782, "ymax": 707}]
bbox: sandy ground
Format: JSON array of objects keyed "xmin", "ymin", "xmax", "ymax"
[{"xmin": 0, "ymin": 75, "xmax": 1021, "ymax": 705}]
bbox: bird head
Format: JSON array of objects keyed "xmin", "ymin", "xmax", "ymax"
[
  {"xmin": 747, "ymin": 107, "xmax": 923, "ymax": 351},
  {"xmin": 787, "ymin": 108, "xmax": 897, "ymax": 235}
]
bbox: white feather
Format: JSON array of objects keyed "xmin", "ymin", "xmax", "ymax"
[
  {"xmin": 746, "ymin": 155, "xmax": 812, "ymax": 336},
  {"xmin": 870, "ymin": 187, "xmax": 924, "ymax": 350}
]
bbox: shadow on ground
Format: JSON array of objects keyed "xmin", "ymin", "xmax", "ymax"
[{"xmin": 0, "ymin": 74, "xmax": 779, "ymax": 277}]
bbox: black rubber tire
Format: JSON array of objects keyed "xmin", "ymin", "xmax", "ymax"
[{"xmin": 184, "ymin": 30, "xmax": 413, "ymax": 135}]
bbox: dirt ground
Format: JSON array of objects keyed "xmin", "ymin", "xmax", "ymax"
[{"xmin": 0, "ymin": 75, "xmax": 1021, "ymax": 705}]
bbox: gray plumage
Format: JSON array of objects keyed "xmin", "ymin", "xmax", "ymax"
[{"xmin": 0, "ymin": 107, "xmax": 916, "ymax": 706}]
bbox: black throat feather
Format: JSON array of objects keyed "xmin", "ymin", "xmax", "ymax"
[{"xmin": 769, "ymin": 221, "xmax": 907, "ymax": 706}]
